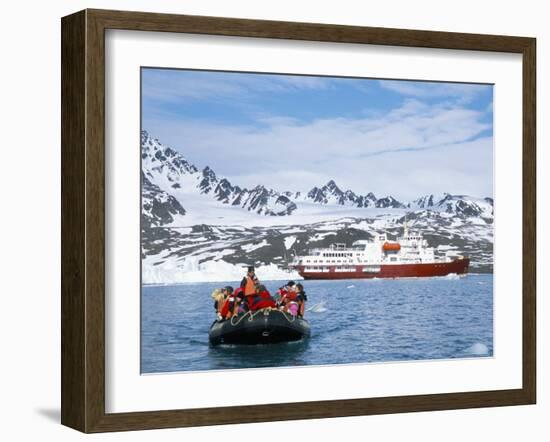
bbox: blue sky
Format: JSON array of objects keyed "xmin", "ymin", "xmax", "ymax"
[{"xmin": 141, "ymin": 68, "xmax": 493, "ymax": 200}]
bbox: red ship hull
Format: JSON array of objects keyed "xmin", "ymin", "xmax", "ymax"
[{"xmin": 296, "ymin": 258, "xmax": 469, "ymax": 280}]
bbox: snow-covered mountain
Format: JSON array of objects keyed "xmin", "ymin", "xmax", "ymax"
[
  {"xmin": 142, "ymin": 131, "xmax": 297, "ymax": 217},
  {"xmin": 142, "ymin": 131, "xmax": 489, "ymax": 223},
  {"xmin": 142, "ymin": 211, "xmax": 494, "ymax": 283},
  {"xmin": 306, "ymin": 180, "xmax": 380, "ymax": 207},
  {"xmin": 140, "ymin": 131, "xmax": 494, "ymax": 282},
  {"xmin": 141, "ymin": 172, "xmax": 186, "ymax": 227},
  {"xmin": 409, "ymin": 193, "xmax": 493, "ymax": 218}
]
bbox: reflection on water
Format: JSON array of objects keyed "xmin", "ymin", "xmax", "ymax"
[{"xmin": 207, "ymin": 339, "xmax": 311, "ymax": 371}]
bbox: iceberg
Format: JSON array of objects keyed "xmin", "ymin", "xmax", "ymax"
[{"xmin": 142, "ymin": 256, "xmax": 301, "ymax": 284}]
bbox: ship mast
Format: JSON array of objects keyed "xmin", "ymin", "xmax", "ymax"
[{"xmin": 403, "ymin": 214, "xmax": 409, "ymax": 238}]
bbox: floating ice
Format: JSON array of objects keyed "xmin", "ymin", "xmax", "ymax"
[
  {"xmin": 465, "ymin": 342, "xmax": 489, "ymax": 356},
  {"xmin": 142, "ymin": 256, "xmax": 301, "ymax": 284},
  {"xmin": 346, "ymin": 285, "xmax": 355, "ymax": 289}
]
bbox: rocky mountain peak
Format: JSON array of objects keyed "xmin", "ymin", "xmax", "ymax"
[
  {"xmin": 324, "ymin": 179, "xmax": 340, "ymax": 191},
  {"xmin": 141, "ymin": 131, "xmax": 493, "ymax": 225}
]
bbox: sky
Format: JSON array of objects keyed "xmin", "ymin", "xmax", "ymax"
[{"xmin": 141, "ymin": 68, "xmax": 494, "ymax": 201}]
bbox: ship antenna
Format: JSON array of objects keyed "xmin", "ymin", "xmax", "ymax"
[{"xmin": 404, "ymin": 213, "xmax": 409, "ymax": 238}]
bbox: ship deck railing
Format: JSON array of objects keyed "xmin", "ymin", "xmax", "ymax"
[{"xmin": 308, "ymin": 246, "xmax": 366, "ymax": 254}]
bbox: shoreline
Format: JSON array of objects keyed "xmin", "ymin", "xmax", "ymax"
[{"xmin": 142, "ymin": 272, "xmax": 493, "ymax": 287}]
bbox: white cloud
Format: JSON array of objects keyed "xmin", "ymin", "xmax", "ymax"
[
  {"xmin": 142, "ymin": 69, "xmax": 334, "ymax": 104},
  {"xmin": 144, "ymin": 99, "xmax": 493, "ymax": 201},
  {"xmin": 378, "ymin": 80, "xmax": 491, "ymax": 104}
]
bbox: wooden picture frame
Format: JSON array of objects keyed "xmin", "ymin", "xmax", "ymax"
[{"xmin": 61, "ymin": 8, "xmax": 536, "ymax": 433}]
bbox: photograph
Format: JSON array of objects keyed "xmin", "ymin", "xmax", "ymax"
[{"xmin": 140, "ymin": 67, "xmax": 494, "ymax": 374}]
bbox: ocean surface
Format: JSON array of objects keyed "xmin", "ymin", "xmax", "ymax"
[{"xmin": 141, "ymin": 273, "xmax": 493, "ymax": 373}]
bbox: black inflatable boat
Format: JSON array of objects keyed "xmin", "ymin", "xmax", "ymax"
[{"xmin": 209, "ymin": 309, "xmax": 310, "ymax": 346}]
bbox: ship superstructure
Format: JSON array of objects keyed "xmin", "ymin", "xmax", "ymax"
[{"xmin": 292, "ymin": 225, "xmax": 469, "ymax": 279}]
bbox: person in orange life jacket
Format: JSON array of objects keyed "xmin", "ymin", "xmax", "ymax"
[
  {"xmin": 240, "ymin": 266, "xmax": 260, "ymax": 309},
  {"xmin": 248, "ymin": 284, "xmax": 277, "ymax": 311}
]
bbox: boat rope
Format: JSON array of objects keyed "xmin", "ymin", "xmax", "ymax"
[
  {"xmin": 230, "ymin": 311, "xmax": 252, "ymax": 326},
  {"xmin": 228, "ymin": 308, "xmax": 298, "ymax": 326},
  {"xmin": 280, "ymin": 310, "xmax": 296, "ymax": 323},
  {"xmin": 229, "ymin": 309, "xmax": 267, "ymax": 326}
]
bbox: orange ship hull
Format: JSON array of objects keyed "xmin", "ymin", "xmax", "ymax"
[{"xmin": 296, "ymin": 258, "xmax": 469, "ymax": 280}]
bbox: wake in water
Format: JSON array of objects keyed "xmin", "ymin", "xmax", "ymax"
[
  {"xmin": 444, "ymin": 273, "xmax": 461, "ymax": 280},
  {"xmin": 307, "ymin": 300, "xmax": 328, "ymax": 313}
]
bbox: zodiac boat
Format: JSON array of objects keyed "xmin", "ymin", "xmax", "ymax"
[{"xmin": 209, "ymin": 308, "xmax": 311, "ymax": 346}]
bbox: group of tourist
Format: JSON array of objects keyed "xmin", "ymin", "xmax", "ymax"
[{"xmin": 211, "ymin": 266, "xmax": 308, "ymax": 321}]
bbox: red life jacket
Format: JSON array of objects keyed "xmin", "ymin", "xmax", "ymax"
[
  {"xmin": 251, "ymin": 299, "xmax": 276, "ymax": 310},
  {"xmin": 278, "ymin": 288, "xmax": 289, "ymax": 303},
  {"xmin": 220, "ymin": 298, "xmax": 232, "ymax": 317},
  {"xmin": 285, "ymin": 291, "xmax": 298, "ymax": 301},
  {"xmin": 259, "ymin": 290, "xmax": 272, "ymax": 299},
  {"xmin": 249, "ymin": 291, "xmax": 276, "ymax": 311}
]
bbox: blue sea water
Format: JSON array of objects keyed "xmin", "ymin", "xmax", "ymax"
[{"xmin": 141, "ymin": 274, "xmax": 493, "ymax": 373}]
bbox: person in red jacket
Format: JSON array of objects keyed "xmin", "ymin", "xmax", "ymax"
[
  {"xmin": 277, "ymin": 280, "xmax": 295, "ymax": 307},
  {"xmin": 232, "ymin": 287, "xmax": 246, "ymax": 315},
  {"xmin": 218, "ymin": 286, "xmax": 235, "ymax": 320},
  {"xmin": 279, "ymin": 281, "xmax": 298, "ymax": 311},
  {"xmin": 248, "ymin": 284, "xmax": 277, "ymax": 311}
]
